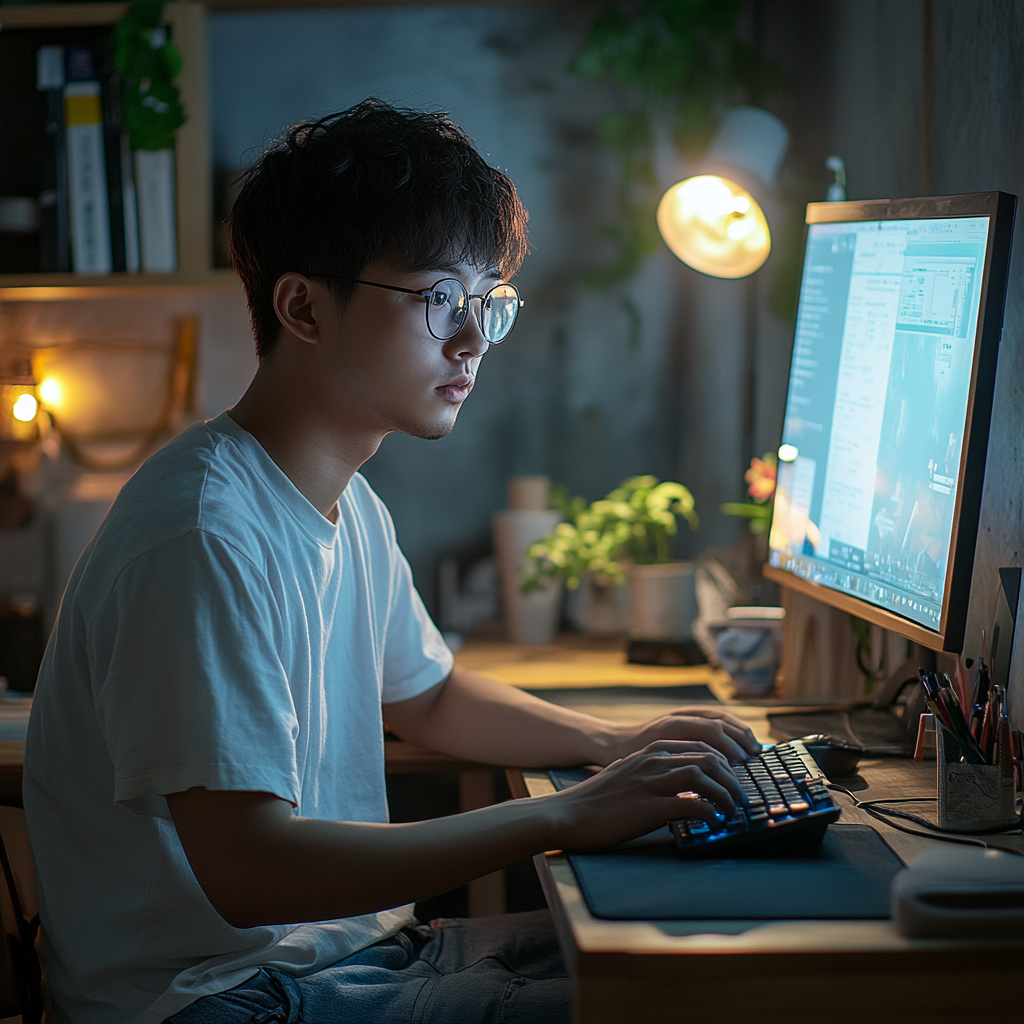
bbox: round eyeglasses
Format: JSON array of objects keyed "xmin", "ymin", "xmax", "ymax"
[{"xmin": 344, "ymin": 277, "xmax": 523, "ymax": 344}]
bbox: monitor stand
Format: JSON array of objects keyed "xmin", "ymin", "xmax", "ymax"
[{"xmin": 767, "ymin": 655, "xmax": 935, "ymax": 756}]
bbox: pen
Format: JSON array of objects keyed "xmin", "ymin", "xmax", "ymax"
[
  {"xmin": 970, "ymin": 656, "xmax": 991, "ymax": 741},
  {"xmin": 918, "ymin": 672, "xmax": 987, "ymax": 764},
  {"xmin": 952, "ymin": 660, "xmax": 971, "ymax": 716},
  {"xmin": 979, "ymin": 687, "xmax": 996, "ymax": 760}
]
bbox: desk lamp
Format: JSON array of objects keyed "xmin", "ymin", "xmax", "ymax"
[
  {"xmin": 0, "ymin": 360, "xmax": 40, "ymax": 446},
  {"xmin": 656, "ymin": 106, "xmax": 789, "ymax": 278}
]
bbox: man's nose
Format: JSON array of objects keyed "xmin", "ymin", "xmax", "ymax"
[{"xmin": 448, "ymin": 304, "xmax": 489, "ymax": 360}]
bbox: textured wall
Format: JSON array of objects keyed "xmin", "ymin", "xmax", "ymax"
[
  {"xmin": 804, "ymin": 0, "xmax": 1024, "ymax": 717},
  {"xmin": 207, "ymin": 4, "xmax": 687, "ymax": 604}
]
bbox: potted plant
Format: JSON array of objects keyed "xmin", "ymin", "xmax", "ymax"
[{"xmin": 522, "ymin": 476, "xmax": 698, "ymax": 639}]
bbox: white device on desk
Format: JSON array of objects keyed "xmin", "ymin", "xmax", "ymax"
[{"xmin": 892, "ymin": 846, "xmax": 1024, "ymax": 938}]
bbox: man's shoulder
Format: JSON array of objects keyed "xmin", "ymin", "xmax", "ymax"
[
  {"xmin": 80, "ymin": 416, "xmax": 275, "ymax": 587},
  {"xmin": 117, "ymin": 415, "xmax": 263, "ymax": 533}
]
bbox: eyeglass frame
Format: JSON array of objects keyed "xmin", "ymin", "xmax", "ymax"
[{"xmin": 306, "ymin": 275, "xmax": 523, "ymax": 344}]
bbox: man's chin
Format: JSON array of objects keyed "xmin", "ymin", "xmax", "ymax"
[{"xmin": 400, "ymin": 416, "xmax": 457, "ymax": 442}]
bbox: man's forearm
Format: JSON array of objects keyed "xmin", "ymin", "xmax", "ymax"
[
  {"xmin": 383, "ymin": 666, "xmax": 624, "ymax": 768},
  {"xmin": 169, "ymin": 744, "xmax": 743, "ymax": 929},
  {"xmin": 169, "ymin": 787, "xmax": 564, "ymax": 929}
]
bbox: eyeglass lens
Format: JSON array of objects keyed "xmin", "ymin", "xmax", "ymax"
[{"xmin": 426, "ymin": 279, "xmax": 519, "ymax": 344}]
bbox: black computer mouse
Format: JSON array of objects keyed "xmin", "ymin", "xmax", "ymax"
[{"xmin": 797, "ymin": 734, "xmax": 865, "ymax": 778}]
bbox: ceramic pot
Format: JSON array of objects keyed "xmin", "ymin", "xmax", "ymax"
[
  {"xmin": 566, "ymin": 572, "xmax": 631, "ymax": 635},
  {"xmin": 493, "ymin": 509, "xmax": 562, "ymax": 645},
  {"xmin": 628, "ymin": 562, "xmax": 697, "ymax": 641},
  {"xmin": 706, "ymin": 607, "xmax": 785, "ymax": 696},
  {"xmin": 715, "ymin": 626, "xmax": 779, "ymax": 696}
]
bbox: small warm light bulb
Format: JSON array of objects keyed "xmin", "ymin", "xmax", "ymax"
[
  {"xmin": 656, "ymin": 174, "xmax": 771, "ymax": 278},
  {"xmin": 12, "ymin": 393, "xmax": 38, "ymax": 422},
  {"xmin": 778, "ymin": 443, "xmax": 799, "ymax": 462},
  {"xmin": 39, "ymin": 378, "xmax": 62, "ymax": 407}
]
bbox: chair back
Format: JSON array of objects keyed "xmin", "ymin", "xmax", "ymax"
[{"xmin": 0, "ymin": 805, "xmax": 43, "ymax": 1024}]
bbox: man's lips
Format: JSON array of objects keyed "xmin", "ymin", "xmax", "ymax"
[{"xmin": 435, "ymin": 377, "xmax": 474, "ymax": 403}]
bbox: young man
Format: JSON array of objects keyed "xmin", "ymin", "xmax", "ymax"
[{"xmin": 24, "ymin": 101, "xmax": 757, "ymax": 1024}]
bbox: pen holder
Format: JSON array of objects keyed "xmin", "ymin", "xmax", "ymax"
[{"xmin": 936, "ymin": 730, "xmax": 1017, "ymax": 832}]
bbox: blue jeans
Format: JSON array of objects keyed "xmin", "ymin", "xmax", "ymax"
[{"xmin": 165, "ymin": 910, "xmax": 570, "ymax": 1024}]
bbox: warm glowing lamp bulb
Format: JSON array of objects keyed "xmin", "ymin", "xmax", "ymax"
[
  {"xmin": 656, "ymin": 175, "xmax": 771, "ymax": 278},
  {"xmin": 12, "ymin": 393, "xmax": 38, "ymax": 422},
  {"xmin": 39, "ymin": 378, "xmax": 62, "ymax": 407}
]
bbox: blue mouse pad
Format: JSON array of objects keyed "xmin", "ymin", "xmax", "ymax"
[{"xmin": 548, "ymin": 769, "xmax": 903, "ymax": 920}]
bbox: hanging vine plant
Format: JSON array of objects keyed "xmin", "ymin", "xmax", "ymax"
[
  {"xmin": 569, "ymin": 0, "xmax": 786, "ymax": 289},
  {"xmin": 114, "ymin": 0, "xmax": 187, "ymax": 152}
]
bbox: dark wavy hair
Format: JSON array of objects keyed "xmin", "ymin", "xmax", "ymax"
[{"xmin": 229, "ymin": 99, "xmax": 530, "ymax": 361}]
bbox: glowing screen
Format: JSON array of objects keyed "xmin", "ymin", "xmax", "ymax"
[{"xmin": 769, "ymin": 216, "xmax": 990, "ymax": 632}]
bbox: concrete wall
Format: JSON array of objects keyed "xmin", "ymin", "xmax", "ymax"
[{"xmin": 206, "ymin": 3, "xmax": 686, "ymax": 604}]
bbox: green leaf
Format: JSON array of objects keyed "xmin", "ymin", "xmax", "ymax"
[
  {"xmin": 720, "ymin": 502, "xmax": 772, "ymax": 519},
  {"xmin": 115, "ymin": 1, "xmax": 187, "ymax": 151}
]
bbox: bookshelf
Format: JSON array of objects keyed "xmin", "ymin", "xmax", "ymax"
[{"xmin": 0, "ymin": 2, "xmax": 238, "ymax": 300}]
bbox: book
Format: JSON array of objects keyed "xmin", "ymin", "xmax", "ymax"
[
  {"xmin": 121, "ymin": 135, "xmax": 141, "ymax": 273},
  {"xmin": 36, "ymin": 45, "xmax": 70, "ymax": 273},
  {"xmin": 98, "ymin": 46, "xmax": 127, "ymax": 273},
  {"xmin": 64, "ymin": 47, "xmax": 112, "ymax": 275},
  {"xmin": 135, "ymin": 148, "xmax": 177, "ymax": 273}
]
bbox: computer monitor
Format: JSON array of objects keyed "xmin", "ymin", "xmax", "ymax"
[{"xmin": 764, "ymin": 192, "xmax": 1016, "ymax": 653}]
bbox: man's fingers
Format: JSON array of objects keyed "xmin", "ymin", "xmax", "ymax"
[
  {"xmin": 720, "ymin": 722, "xmax": 762, "ymax": 753},
  {"xmin": 683, "ymin": 757, "xmax": 745, "ymax": 806},
  {"xmin": 641, "ymin": 756, "xmax": 743, "ymax": 811},
  {"xmin": 670, "ymin": 709, "xmax": 761, "ymax": 754},
  {"xmin": 643, "ymin": 739, "xmax": 728, "ymax": 765},
  {"xmin": 668, "ymin": 764, "xmax": 739, "ymax": 814},
  {"xmin": 683, "ymin": 721, "xmax": 749, "ymax": 763},
  {"xmin": 668, "ymin": 796, "xmax": 724, "ymax": 823}
]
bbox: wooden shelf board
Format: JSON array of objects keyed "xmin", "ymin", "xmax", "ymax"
[
  {"xmin": 0, "ymin": 3, "xmax": 130, "ymax": 29},
  {"xmin": 0, "ymin": 0, "xmax": 570, "ymax": 22},
  {"xmin": 202, "ymin": 0, "xmax": 570, "ymax": 10},
  {"xmin": 0, "ymin": 270, "xmax": 240, "ymax": 301}
]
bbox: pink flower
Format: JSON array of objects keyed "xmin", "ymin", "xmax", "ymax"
[{"xmin": 745, "ymin": 456, "xmax": 777, "ymax": 503}]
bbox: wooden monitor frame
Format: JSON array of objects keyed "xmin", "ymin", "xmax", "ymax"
[{"xmin": 765, "ymin": 191, "xmax": 1017, "ymax": 653}]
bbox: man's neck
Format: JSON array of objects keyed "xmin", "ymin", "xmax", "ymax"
[{"xmin": 229, "ymin": 364, "xmax": 383, "ymax": 521}]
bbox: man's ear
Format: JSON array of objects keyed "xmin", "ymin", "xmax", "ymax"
[{"xmin": 273, "ymin": 273, "xmax": 322, "ymax": 346}]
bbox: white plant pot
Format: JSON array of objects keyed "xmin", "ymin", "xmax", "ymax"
[
  {"xmin": 566, "ymin": 572, "xmax": 631, "ymax": 635},
  {"xmin": 629, "ymin": 562, "xmax": 698, "ymax": 641},
  {"xmin": 493, "ymin": 509, "xmax": 563, "ymax": 645}
]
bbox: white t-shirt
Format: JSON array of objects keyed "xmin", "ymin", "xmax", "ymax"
[{"xmin": 23, "ymin": 412, "xmax": 454, "ymax": 1024}]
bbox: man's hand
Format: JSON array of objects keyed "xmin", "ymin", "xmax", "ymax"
[
  {"xmin": 547, "ymin": 740, "xmax": 746, "ymax": 852},
  {"xmin": 602, "ymin": 707, "xmax": 761, "ymax": 766}
]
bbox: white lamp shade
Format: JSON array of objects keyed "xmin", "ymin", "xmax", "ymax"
[{"xmin": 705, "ymin": 106, "xmax": 790, "ymax": 188}]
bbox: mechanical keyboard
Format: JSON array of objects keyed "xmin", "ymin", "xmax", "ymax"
[{"xmin": 670, "ymin": 740, "xmax": 841, "ymax": 858}]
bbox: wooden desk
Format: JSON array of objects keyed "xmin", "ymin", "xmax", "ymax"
[
  {"xmin": 509, "ymin": 703, "xmax": 1023, "ymax": 1024},
  {"xmin": 454, "ymin": 632, "xmax": 732, "ymax": 694}
]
